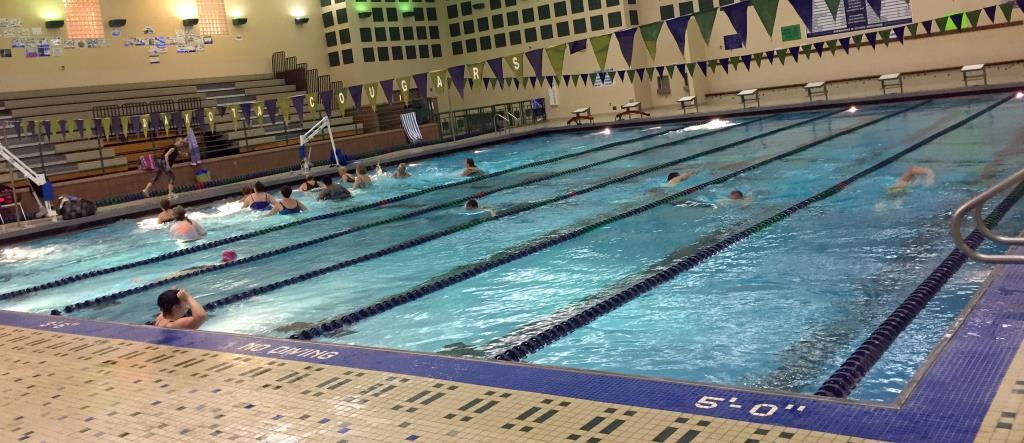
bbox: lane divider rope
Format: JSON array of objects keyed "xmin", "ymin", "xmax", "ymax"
[
  {"xmin": 287, "ymin": 104, "xmax": 922, "ymax": 340},
  {"xmin": 815, "ymin": 182, "xmax": 1024, "ymax": 398},
  {"xmin": 486, "ymin": 97, "xmax": 1009, "ymax": 362},
  {"xmin": 115, "ymin": 112, "xmax": 838, "ymax": 324},
  {"xmin": 8, "ymin": 120, "xmax": 746, "ymax": 302},
  {"xmin": 48, "ymin": 117, "xmax": 776, "ymax": 316}
]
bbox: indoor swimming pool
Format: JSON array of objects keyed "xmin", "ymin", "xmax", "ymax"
[{"xmin": 2, "ymin": 93, "xmax": 1023, "ymax": 404}]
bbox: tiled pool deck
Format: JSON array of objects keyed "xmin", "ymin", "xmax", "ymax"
[{"xmin": 1, "ymin": 245, "xmax": 1023, "ymax": 442}]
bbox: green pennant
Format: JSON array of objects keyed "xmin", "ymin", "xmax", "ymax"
[
  {"xmin": 750, "ymin": 0, "xmax": 780, "ymax": 36},
  {"xmin": 228, "ymin": 105, "xmax": 239, "ymax": 132},
  {"xmin": 120, "ymin": 116, "xmax": 129, "ymax": 136},
  {"xmin": 754, "ymin": 52, "xmax": 764, "ymax": 66},
  {"xmin": 645, "ymin": 67, "xmax": 655, "ymax": 79},
  {"xmin": 466, "ymin": 62, "xmax": 486, "ymax": 81},
  {"xmin": 879, "ymin": 29, "xmax": 891, "ymax": 45},
  {"xmin": 907, "ymin": 23, "xmax": 918, "ymax": 36},
  {"xmin": 966, "ymin": 9, "xmax": 981, "ymax": 28},
  {"xmin": 396, "ymin": 77, "xmax": 411, "ymax": 103},
  {"xmin": 365, "ymin": 84, "xmax": 378, "ymax": 112},
  {"xmin": 639, "ymin": 22, "xmax": 662, "ymax": 59},
  {"xmin": 667, "ymin": 64, "xmax": 676, "ymax": 78},
  {"xmin": 686, "ymin": 63, "xmax": 697, "ymax": 76},
  {"xmin": 277, "ymin": 99, "xmax": 290, "ymax": 123},
  {"xmin": 590, "ymin": 34, "xmax": 612, "ymax": 69},
  {"xmin": 429, "ymin": 70, "xmax": 446, "ymax": 92},
  {"xmin": 999, "ymin": 3, "xmax": 1014, "ymax": 22},
  {"xmin": 853, "ymin": 34, "xmax": 863, "ymax": 48},
  {"xmin": 101, "ymin": 117, "xmax": 111, "ymax": 140},
  {"xmin": 730, "ymin": 56, "xmax": 739, "ymax": 70},
  {"xmin": 626, "ymin": 70, "xmax": 635, "ymax": 82},
  {"xmin": 504, "ymin": 54, "xmax": 524, "ymax": 79},
  {"xmin": 545, "ymin": 44, "xmax": 568, "ymax": 77},
  {"xmin": 694, "ymin": 9, "xmax": 718, "ymax": 44},
  {"xmin": 776, "ymin": 49, "xmax": 787, "ymax": 65},
  {"xmin": 801, "ymin": 44, "xmax": 812, "ymax": 59},
  {"xmin": 824, "ymin": 0, "xmax": 842, "ymax": 18},
  {"xmin": 935, "ymin": 16, "xmax": 948, "ymax": 32},
  {"xmin": 335, "ymin": 89, "xmax": 347, "ymax": 117},
  {"xmin": 826, "ymin": 39, "xmax": 837, "ymax": 54},
  {"xmin": 709, "ymin": 62, "xmax": 717, "ymax": 74},
  {"xmin": 571, "ymin": 74, "xmax": 580, "ymax": 86}
]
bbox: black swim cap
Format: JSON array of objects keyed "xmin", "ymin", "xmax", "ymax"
[{"xmin": 157, "ymin": 289, "xmax": 180, "ymax": 315}]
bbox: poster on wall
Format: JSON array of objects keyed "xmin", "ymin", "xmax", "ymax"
[
  {"xmin": 25, "ymin": 42, "xmax": 37, "ymax": 57},
  {"xmin": 806, "ymin": 0, "xmax": 913, "ymax": 37},
  {"xmin": 0, "ymin": 49, "xmax": 12, "ymax": 58}
]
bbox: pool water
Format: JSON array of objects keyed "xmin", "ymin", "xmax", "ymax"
[{"xmin": 2, "ymin": 94, "xmax": 1022, "ymax": 403}]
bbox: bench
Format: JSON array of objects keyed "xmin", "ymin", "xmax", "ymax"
[
  {"xmin": 677, "ymin": 96, "xmax": 698, "ymax": 114},
  {"xmin": 879, "ymin": 73, "xmax": 903, "ymax": 95},
  {"xmin": 567, "ymin": 107, "xmax": 594, "ymax": 125},
  {"xmin": 615, "ymin": 101, "xmax": 650, "ymax": 121},
  {"xmin": 961, "ymin": 64, "xmax": 987, "ymax": 87},
  {"xmin": 805, "ymin": 82, "xmax": 828, "ymax": 102},
  {"xmin": 738, "ymin": 89, "xmax": 760, "ymax": 108}
]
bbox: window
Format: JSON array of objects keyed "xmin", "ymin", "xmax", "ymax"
[
  {"xmin": 492, "ymin": 14, "xmax": 504, "ymax": 29},
  {"xmin": 391, "ymin": 46, "xmax": 403, "ymax": 60},
  {"xmin": 465, "ymin": 39, "xmax": 477, "ymax": 53},
  {"xmin": 360, "ymin": 27, "xmax": 373, "ymax": 42},
  {"xmin": 363, "ymin": 47, "xmax": 376, "ymax": 62},
  {"xmin": 573, "ymin": 18, "xmax": 586, "ymax": 34},
  {"xmin": 386, "ymin": 8, "xmax": 397, "ymax": 21},
  {"xmin": 449, "ymin": 23, "xmax": 461, "ymax": 37},
  {"xmin": 608, "ymin": 12, "xmax": 622, "ymax": 27},
  {"xmin": 698, "ymin": 0, "xmax": 714, "ymax": 10},
  {"xmin": 431, "ymin": 44, "xmax": 441, "ymax": 57},
  {"xmin": 554, "ymin": 2, "xmax": 567, "ymax": 17},
  {"xmin": 556, "ymin": 21, "xmax": 570, "ymax": 37},
  {"xmin": 452, "ymin": 41, "xmax": 464, "ymax": 55},
  {"xmin": 197, "ymin": 0, "xmax": 228, "ymax": 36},
  {"xmin": 538, "ymin": 5, "xmax": 551, "ymax": 19},
  {"xmin": 388, "ymin": 27, "xmax": 400, "ymax": 40},
  {"xmin": 377, "ymin": 46, "xmax": 390, "ymax": 61},
  {"xmin": 63, "ymin": 0, "xmax": 104, "ymax": 39},
  {"xmin": 524, "ymin": 27, "xmax": 537, "ymax": 42},
  {"xmin": 405, "ymin": 27, "xmax": 415, "ymax": 39},
  {"xmin": 540, "ymin": 24, "xmax": 553, "ymax": 39},
  {"xmin": 494, "ymin": 33, "xmax": 506, "ymax": 48},
  {"xmin": 506, "ymin": 11, "xmax": 519, "ymax": 26},
  {"xmin": 406, "ymin": 45, "xmax": 416, "ymax": 59},
  {"xmin": 325, "ymin": 31, "xmax": 338, "ymax": 47},
  {"xmin": 660, "ymin": 5, "xmax": 674, "ymax": 20},
  {"xmin": 427, "ymin": 8, "xmax": 437, "ymax": 20},
  {"xmin": 447, "ymin": 4, "xmax": 459, "ymax": 18},
  {"xmin": 337, "ymin": 8, "xmax": 348, "ymax": 24},
  {"xmin": 522, "ymin": 9, "xmax": 535, "ymax": 23},
  {"xmin": 374, "ymin": 27, "xmax": 387, "ymax": 41},
  {"xmin": 463, "ymin": 20, "xmax": 475, "ymax": 34},
  {"xmin": 679, "ymin": 2, "xmax": 694, "ymax": 15},
  {"xmin": 371, "ymin": 8, "xmax": 383, "ymax": 21},
  {"xmin": 588, "ymin": 0, "xmax": 602, "ymax": 10},
  {"xmin": 322, "ymin": 11, "xmax": 335, "ymax": 28},
  {"xmin": 590, "ymin": 15, "xmax": 604, "ymax": 31},
  {"xmin": 480, "ymin": 35, "xmax": 492, "ymax": 50},
  {"xmin": 342, "ymin": 49, "xmax": 354, "ymax": 64},
  {"xmin": 328, "ymin": 51, "xmax": 341, "ymax": 66},
  {"xmin": 420, "ymin": 45, "xmax": 430, "ymax": 58},
  {"xmin": 490, "ymin": 0, "xmax": 501, "ymax": 9},
  {"xmin": 606, "ymin": 0, "xmax": 620, "ymax": 6},
  {"xmin": 429, "ymin": 26, "xmax": 439, "ymax": 39},
  {"xmin": 339, "ymin": 29, "xmax": 351, "ymax": 44},
  {"xmin": 477, "ymin": 17, "xmax": 489, "ymax": 31},
  {"xmin": 629, "ymin": 10, "xmax": 638, "ymax": 26},
  {"xmin": 570, "ymin": 0, "xmax": 584, "ymax": 13},
  {"xmin": 509, "ymin": 30, "xmax": 521, "ymax": 44}
]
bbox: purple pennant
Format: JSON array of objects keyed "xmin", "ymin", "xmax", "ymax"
[
  {"xmin": 922, "ymin": 21, "xmax": 933, "ymax": 34},
  {"xmin": 617, "ymin": 71, "xmax": 627, "ymax": 81},
  {"xmin": 741, "ymin": 54, "xmax": 752, "ymax": 70},
  {"xmin": 697, "ymin": 61, "xmax": 708, "ymax": 76},
  {"xmin": 675, "ymin": 64, "xmax": 686, "ymax": 76},
  {"xmin": 217, "ymin": 106, "xmax": 227, "ymax": 117},
  {"xmin": 866, "ymin": 32, "xmax": 878, "ymax": 49},
  {"xmin": 525, "ymin": 49, "xmax": 544, "ymax": 77},
  {"xmin": 568, "ymin": 39, "xmax": 587, "ymax": 54},
  {"xmin": 196, "ymin": 109, "xmax": 208, "ymax": 132},
  {"xmin": 635, "ymin": 69, "xmax": 644, "ymax": 81},
  {"xmin": 41, "ymin": 120, "xmax": 52, "ymax": 139},
  {"xmin": 109, "ymin": 117, "xmax": 120, "ymax": 137},
  {"xmin": 316, "ymin": 91, "xmax": 333, "ymax": 116},
  {"xmin": 240, "ymin": 103, "xmax": 252, "ymax": 126},
  {"xmin": 766, "ymin": 50, "xmax": 776, "ymax": 64},
  {"xmin": 719, "ymin": 59, "xmax": 729, "ymax": 73},
  {"xmin": 171, "ymin": 112, "xmax": 182, "ymax": 131},
  {"xmin": 413, "ymin": 73, "xmax": 428, "ymax": 98},
  {"xmin": 26, "ymin": 120, "xmax": 35, "ymax": 136},
  {"xmin": 150, "ymin": 113, "xmax": 159, "ymax": 134},
  {"xmin": 75, "ymin": 119, "xmax": 85, "ymax": 139},
  {"xmin": 487, "ymin": 58, "xmax": 504, "ymax": 83},
  {"xmin": 290, "ymin": 95, "xmax": 305, "ymax": 122},
  {"xmin": 789, "ymin": 46, "xmax": 801, "ymax": 61},
  {"xmin": 529, "ymin": 77, "xmax": 537, "ymax": 88},
  {"xmin": 813, "ymin": 42, "xmax": 824, "ymax": 56},
  {"xmin": 665, "ymin": 16, "xmax": 690, "ymax": 57},
  {"xmin": 893, "ymin": 27, "xmax": 905, "ymax": 44},
  {"xmin": 1019, "ymin": 0, "xmax": 1024, "ymax": 12},
  {"xmin": 984, "ymin": 6, "xmax": 997, "ymax": 22},
  {"xmin": 581, "ymin": 74, "xmax": 589, "ymax": 86},
  {"xmin": 656, "ymin": 66, "xmax": 665, "ymax": 77},
  {"xmin": 376, "ymin": 80, "xmax": 392, "ymax": 105},
  {"xmin": 614, "ymin": 28, "xmax": 638, "ymax": 67},
  {"xmin": 788, "ymin": 0, "xmax": 814, "ymax": 29},
  {"xmin": 513, "ymin": 78, "xmax": 521, "ymax": 89},
  {"xmin": 468, "ymin": 78, "xmax": 475, "ymax": 89},
  {"xmin": 58, "ymin": 120, "xmax": 67, "ymax": 139},
  {"xmin": 483, "ymin": 78, "xmax": 491, "ymax": 89},
  {"xmin": 348, "ymin": 85, "xmax": 363, "ymax": 109},
  {"xmin": 129, "ymin": 115, "xmax": 141, "ymax": 135},
  {"xmin": 12, "ymin": 119, "xmax": 21, "ymax": 138},
  {"xmin": 866, "ymin": 0, "xmax": 882, "ymax": 16},
  {"xmin": 950, "ymin": 14, "xmax": 963, "ymax": 30},
  {"xmin": 448, "ymin": 65, "xmax": 466, "ymax": 97},
  {"xmin": 563, "ymin": 74, "xmax": 571, "ymax": 85},
  {"xmin": 839, "ymin": 37, "xmax": 851, "ymax": 53},
  {"xmin": 92, "ymin": 118, "xmax": 102, "ymax": 138},
  {"xmin": 545, "ymin": 76, "xmax": 555, "ymax": 87},
  {"xmin": 722, "ymin": 2, "xmax": 750, "ymax": 45},
  {"xmin": 265, "ymin": 99, "xmax": 278, "ymax": 124}
]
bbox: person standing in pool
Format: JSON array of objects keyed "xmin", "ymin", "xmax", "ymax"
[
  {"xmin": 242, "ymin": 181, "xmax": 277, "ymax": 211},
  {"xmin": 460, "ymin": 158, "xmax": 484, "ymax": 176},
  {"xmin": 269, "ymin": 186, "xmax": 307, "ymax": 215},
  {"xmin": 156, "ymin": 198, "xmax": 175, "ymax": 224},
  {"xmin": 298, "ymin": 175, "xmax": 321, "ymax": 192},
  {"xmin": 142, "ymin": 137, "xmax": 186, "ymax": 198},
  {"xmin": 317, "ymin": 176, "xmax": 352, "ymax": 201},
  {"xmin": 352, "ymin": 166, "xmax": 373, "ymax": 189},
  {"xmin": 392, "ymin": 163, "xmax": 412, "ymax": 179},
  {"xmin": 154, "ymin": 289, "xmax": 207, "ymax": 330},
  {"xmin": 889, "ymin": 166, "xmax": 935, "ymax": 192},
  {"xmin": 168, "ymin": 206, "xmax": 207, "ymax": 241}
]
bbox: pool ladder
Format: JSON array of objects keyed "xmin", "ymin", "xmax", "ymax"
[
  {"xmin": 951, "ymin": 167, "xmax": 1024, "ymax": 263},
  {"xmin": 493, "ymin": 110, "xmax": 520, "ymax": 136}
]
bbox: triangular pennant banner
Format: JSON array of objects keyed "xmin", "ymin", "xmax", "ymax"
[
  {"xmin": 788, "ymin": 0, "xmax": 814, "ymax": 29},
  {"xmin": 614, "ymin": 27, "xmax": 638, "ymax": 67},
  {"xmin": 893, "ymin": 27, "xmax": 905, "ymax": 44},
  {"xmin": 546, "ymin": 44, "xmax": 568, "ymax": 77},
  {"xmin": 693, "ymin": 9, "xmax": 718, "ymax": 44},
  {"xmin": 639, "ymin": 22, "xmax": 662, "ymax": 59},
  {"xmin": 907, "ymin": 23, "xmax": 918, "ymax": 36},
  {"xmin": 413, "ymin": 73, "xmax": 428, "ymax": 99},
  {"xmin": 504, "ymin": 54, "xmax": 524, "ymax": 79},
  {"xmin": 590, "ymin": 34, "xmax": 612, "ymax": 69},
  {"xmin": 866, "ymin": 0, "xmax": 882, "ymax": 16},
  {"xmin": 813, "ymin": 42, "xmax": 824, "ymax": 56},
  {"xmin": 823, "ymin": 0, "xmax": 841, "ymax": 18},
  {"xmin": 1000, "ymin": 3, "xmax": 1014, "ymax": 22},
  {"xmin": 754, "ymin": 52, "xmax": 764, "ymax": 66},
  {"xmin": 448, "ymin": 65, "xmax": 466, "ymax": 97},
  {"xmin": 665, "ymin": 16, "xmax": 690, "ymax": 57},
  {"xmin": 866, "ymin": 32, "xmax": 877, "ymax": 49},
  {"xmin": 348, "ymin": 85, "xmax": 363, "ymax": 109},
  {"xmin": 984, "ymin": 6, "xmax": 997, "ymax": 23},
  {"xmin": 487, "ymin": 58, "xmax": 504, "ymax": 83},
  {"xmin": 922, "ymin": 20, "xmax": 933, "ymax": 33},
  {"xmin": 568, "ymin": 39, "xmax": 587, "ymax": 54},
  {"xmin": 827, "ymin": 39, "xmax": 838, "ymax": 54},
  {"xmin": 626, "ymin": 70, "xmax": 635, "ymax": 82},
  {"xmin": 378, "ymin": 79, "xmax": 393, "ymax": 104},
  {"xmin": 950, "ymin": 13, "xmax": 964, "ymax": 30},
  {"xmin": 525, "ymin": 49, "xmax": 544, "ymax": 77},
  {"xmin": 789, "ymin": 46, "xmax": 800, "ymax": 61},
  {"xmin": 365, "ymin": 84, "xmax": 378, "ymax": 112},
  {"xmin": 290, "ymin": 95, "xmax": 305, "ymax": 123},
  {"xmin": 966, "ymin": 9, "xmax": 981, "ymax": 28},
  {"xmin": 635, "ymin": 68, "xmax": 644, "ymax": 81},
  {"xmin": 751, "ymin": 0, "xmax": 780, "ymax": 36},
  {"xmin": 697, "ymin": 61, "xmax": 708, "ymax": 76},
  {"xmin": 766, "ymin": 50, "xmax": 776, "ymax": 64},
  {"xmin": 617, "ymin": 70, "xmax": 626, "ymax": 81},
  {"xmin": 719, "ymin": 58, "xmax": 730, "ymax": 73},
  {"xmin": 722, "ymin": 2, "xmax": 750, "ymax": 45},
  {"xmin": 686, "ymin": 63, "xmax": 697, "ymax": 76},
  {"xmin": 741, "ymin": 54, "xmax": 752, "ymax": 70},
  {"xmin": 429, "ymin": 71, "xmax": 446, "ymax": 93}
]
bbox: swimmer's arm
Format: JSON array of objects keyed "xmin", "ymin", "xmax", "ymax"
[
  {"xmin": 376, "ymin": 163, "xmax": 384, "ymax": 175},
  {"xmin": 267, "ymin": 202, "xmax": 282, "ymax": 216},
  {"xmin": 193, "ymin": 221, "xmax": 207, "ymax": 237},
  {"xmin": 165, "ymin": 290, "xmax": 207, "ymax": 329},
  {"xmin": 297, "ymin": 201, "xmax": 309, "ymax": 212},
  {"xmin": 316, "ymin": 189, "xmax": 327, "ymax": 201}
]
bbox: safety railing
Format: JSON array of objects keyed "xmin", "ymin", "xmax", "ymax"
[
  {"xmin": 950, "ymin": 167, "xmax": 1024, "ymax": 263},
  {"xmin": 439, "ymin": 98, "xmax": 546, "ymax": 140}
]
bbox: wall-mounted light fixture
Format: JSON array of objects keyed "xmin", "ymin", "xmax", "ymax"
[
  {"xmin": 182, "ymin": 18, "xmax": 199, "ymax": 27},
  {"xmin": 231, "ymin": 17, "xmax": 247, "ymax": 26},
  {"xmin": 293, "ymin": 17, "xmax": 309, "ymax": 25},
  {"xmin": 44, "ymin": 20, "xmax": 65, "ymax": 29},
  {"xmin": 108, "ymin": 18, "xmax": 127, "ymax": 27}
]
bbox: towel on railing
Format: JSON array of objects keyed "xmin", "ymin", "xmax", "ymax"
[
  {"xmin": 137, "ymin": 154, "xmax": 157, "ymax": 171},
  {"xmin": 400, "ymin": 112, "xmax": 422, "ymax": 143},
  {"xmin": 187, "ymin": 127, "xmax": 201, "ymax": 165}
]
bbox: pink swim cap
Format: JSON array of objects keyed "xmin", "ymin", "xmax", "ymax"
[{"xmin": 221, "ymin": 250, "xmax": 238, "ymax": 262}]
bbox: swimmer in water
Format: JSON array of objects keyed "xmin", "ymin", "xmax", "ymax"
[
  {"xmin": 460, "ymin": 158, "xmax": 484, "ymax": 177},
  {"xmin": 168, "ymin": 206, "xmax": 207, "ymax": 241},
  {"xmin": 238, "ymin": 185, "xmax": 253, "ymax": 203},
  {"xmin": 464, "ymin": 198, "xmax": 497, "ymax": 217},
  {"xmin": 317, "ymin": 176, "xmax": 352, "ymax": 201},
  {"xmin": 269, "ymin": 186, "xmax": 307, "ymax": 215},
  {"xmin": 352, "ymin": 165, "xmax": 373, "ymax": 189},
  {"xmin": 298, "ymin": 175, "xmax": 321, "ymax": 192},
  {"xmin": 159, "ymin": 250, "xmax": 238, "ymax": 280},
  {"xmin": 154, "ymin": 289, "xmax": 207, "ymax": 330},
  {"xmin": 156, "ymin": 198, "xmax": 175, "ymax": 224},
  {"xmin": 392, "ymin": 163, "xmax": 412, "ymax": 179},
  {"xmin": 888, "ymin": 166, "xmax": 935, "ymax": 193},
  {"xmin": 242, "ymin": 181, "xmax": 277, "ymax": 211},
  {"xmin": 666, "ymin": 170, "xmax": 697, "ymax": 187},
  {"xmin": 338, "ymin": 167, "xmax": 357, "ymax": 184}
]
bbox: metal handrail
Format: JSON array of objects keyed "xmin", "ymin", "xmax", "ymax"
[
  {"xmin": 493, "ymin": 113, "xmax": 510, "ymax": 134},
  {"xmin": 950, "ymin": 167, "xmax": 1024, "ymax": 263}
]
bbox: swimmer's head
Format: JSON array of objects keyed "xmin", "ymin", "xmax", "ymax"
[
  {"xmin": 159, "ymin": 198, "xmax": 172, "ymax": 210},
  {"xmin": 304, "ymin": 175, "xmax": 315, "ymax": 182},
  {"xmin": 241, "ymin": 186, "xmax": 253, "ymax": 196},
  {"xmin": 157, "ymin": 289, "xmax": 184, "ymax": 317},
  {"xmin": 172, "ymin": 205, "xmax": 187, "ymax": 221},
  {"xmin": 397, "ymin": 163, "xmax": 408, "ymax": 172},
  {"xmin": 465, "ymin": 158, "xmax": 476, "ymax": 168},
  {"xmin": 465, "ymin": 199, "xmax": 479, "ymax": 210},
  {"xmin": 253, "ymin": 181, "xmax": 266, "ymax": 193},
  {"xmin": 280, "ymin": 186, "xmax": 293, "ymax": 199},
  {"xmin": 323, "ymin": 176, "xmax": 334, "ymax": 185},
  {"xmin": 221, "ymin": 250, "xmax": 238, "ymax": 263},
  {"xmin": 887, "ymin": 186, "xmax": 908, "ymax": 198},
  {"xmin": 356, "ymin": 165, "xmax": 367, "ymax": 175},
  {"xmin": 729, "ymin": 191, "xmax": 744, "ymax": 200},
  {"xmin": 667, "ymin": 172, "xmax": 681, "ymax": 182}
]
